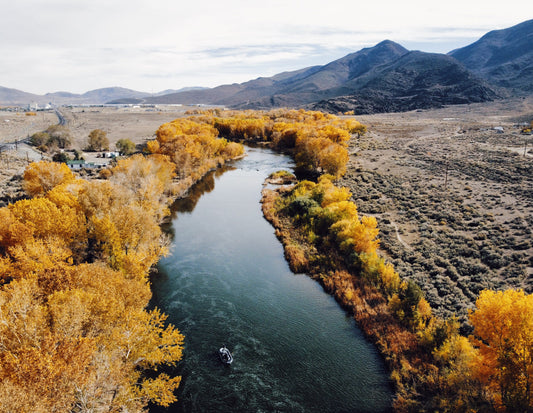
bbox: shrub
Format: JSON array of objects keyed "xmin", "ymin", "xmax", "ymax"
[
  {"xmin": 116, "ymin": 138, "xmax": 136, "ymax": 155},
  {"xmin": 86, "ymin": 129, "xmax": 109, "ymax": 152},
  {"xmin": 45, "ymin": 125, "xmax": 72, "ymax": 149},
  {"xmin": 30, "ymin": 132, "xmax": 50, "ymax": 147},
  {"xmin": 286, "ymin": 196, "xmax": 319, "ymax": 217},
  {"xmin": 52, "ymin": 152, "xmax": 70, "ymax": 163}
]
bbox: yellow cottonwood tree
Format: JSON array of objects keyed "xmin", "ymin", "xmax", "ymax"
[
  {"xmin": 0, "ymin": 156, "xmax": 187, "ymax": 411},
  {"xmin": 432, "ymin": 334, "xmax": 481, "ymax": 411},
  {"xmin": 9, "ymin": 196, "xmax": 87, "ymax": 253},
  {"xmin": 469, "ymin": 289, "xmax": 533, "ymax": 411},
  {"xmin": 23, "ymin": 160, "xmax": 75, "ymax": 197},
  {"xmin": 110, "ymin": 154, "xmax": 175, "ymax": 221},
  {"xmin": 0, "ymin": 208, "xmax": 34, "ymax": 254}
]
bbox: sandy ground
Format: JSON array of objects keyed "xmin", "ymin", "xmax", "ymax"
[
  {"xmin": 59, "ymin": 105, "xmax": 195, "ymax": 150},
  {"xmin": 0, "ymin": 110, "xmax": 58, "ymax": 143}
]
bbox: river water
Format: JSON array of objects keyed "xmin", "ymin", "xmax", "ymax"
[{"xmin": 150, "ymin": 147, "xmax": 393, "ymax": 412}]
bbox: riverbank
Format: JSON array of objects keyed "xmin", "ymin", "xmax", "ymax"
[
  {"xmin": 2, "ymin": 105, "xmax": 530, "ymax": 411},
  {"xmin": 0, "ymin": 114, "xmax": 246, "ymax": 412},
  {"xmin": 261, "ymin": 183, "xmax": 424, "ymax": 410},
  {"xmin": 261, "ymin": 164, "xmax": 533, "ymax": 412}
]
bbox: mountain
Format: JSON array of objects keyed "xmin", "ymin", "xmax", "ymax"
[
  {"xmin": 79, "ymin": 87, "xmax": 151, "ymax": 102},
  {"xmin": 3, "ymin": 20, "xmax": 532, "ymax": 113},
  {"xmin": 145, "ymin": 40, "xmax": 409, "ymax": 108},
  {"xmin": 0, "ymin": 86, "xmax": 42, "ymax": 105},
  {"xmin": 107, "ymin": 87, "xmax": 211, "ymax": 104},
  {"xmin": 0, "ymin": 86, "xmax": 153, "ymax": 106},
  {"xmin": 311, "ymin": 51, "xmax": 501, "ymax": 114},
  {"xmin": 142, "ymin": 83, "xmax": 245, "ymax": 105},
  {"xmin": 155, "ymin": 87, "xmax": 208, "ymax": 95},
  {"xmin": 449, "ymin": 19, "xmax": 533, "ymax": 92},
  {"xmin": 146, "ymin": 39, "xmax": 501, "ymax": 114}
]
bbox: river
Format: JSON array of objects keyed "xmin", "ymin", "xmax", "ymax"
[{"xmin": 149, "ymin": 147, "xmax": 393, "ymax": 412}]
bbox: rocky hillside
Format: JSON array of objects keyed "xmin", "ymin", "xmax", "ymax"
[
  {"xmin": 449, "ymin": 19, "xmax": 533, "ymax": 93},
  {"xmin": 311, "ymin": 51, "xmax": 501, "ymax": 114}
]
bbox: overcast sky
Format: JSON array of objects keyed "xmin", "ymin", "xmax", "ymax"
[{"xmin": 1, "ymin": 0, "xmax": 531, "ymax": 94}]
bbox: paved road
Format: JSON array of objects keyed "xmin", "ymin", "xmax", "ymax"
[
  {"xmin": 55, "ymin": 108, "xmax": 67, "ymax": 126},
  {"xmin": 0, "ymin": 137, "xmax": 30, "ymax": 152}
]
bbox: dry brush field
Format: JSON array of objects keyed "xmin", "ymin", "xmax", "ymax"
[{"xmin": 341, "ymin": 97, "xmax": 533, "ymax": 327}]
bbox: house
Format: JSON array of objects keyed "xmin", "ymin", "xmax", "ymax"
[
  {"xmin": 103, "ymin": 151, "xmax": 120, "ymax": 158},
  {"xmin": 66, "ymin": 160, "xmax": 99, "ymax": 170}
]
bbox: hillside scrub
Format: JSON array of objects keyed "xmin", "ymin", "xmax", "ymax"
[
  {"xmin": 262, "ymin": 174, "xmax": 533, "ymax": 412},
  {"xmin": 0, "ymin": 121, "xmax": 245, "ymax": 410}
]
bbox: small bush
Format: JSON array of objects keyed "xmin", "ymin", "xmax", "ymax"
[{"xmin": 286, "ymin": 196, "xmax": 319, "ymax": 217}]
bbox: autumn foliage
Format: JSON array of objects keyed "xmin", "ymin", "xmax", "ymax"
[
  {"xmin": 172, "ymin": 108, "xmax": 364, "ymax": 178},
  {"xmin": 86, "ymin": 128, "xmax": 110, "ymax": 151},
  {"xmin": 23, "ymin": 160, "xmax": 76, "ymax": 197},
  {"xmin": 0, "ymin": 110, "xmax": 253, "ymax": 411},
  {"xmin": 0, "ymin": 158, "xmax": 186, "ymax": 411},
  {"xmin": 3, "ymin": 107, "xmax": 530, "ymax": 412},
  {"xmin": 469, "ymin": 289, "xmax": 533, "ymax": 411},
  {"xmin": 147, "ymin": 117, "xmax": 244, "ymax": 182},
  {"xmin": 218, "ymin": 109, "xmax": 361, "ymax": 177}
]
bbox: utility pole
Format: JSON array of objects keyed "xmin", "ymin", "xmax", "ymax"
[{"xmin": 444, "ymin": 156, "xmax": 449, "ymax": 190}]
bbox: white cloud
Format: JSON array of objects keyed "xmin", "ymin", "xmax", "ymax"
[{"xmin": 0, "ymin": 0, "xmax": 532, "ymax": 94}]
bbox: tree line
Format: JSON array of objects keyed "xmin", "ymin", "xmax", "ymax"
[{"xmin": 157, "ymin": 108, "xmax": 366, "ymax": 178}]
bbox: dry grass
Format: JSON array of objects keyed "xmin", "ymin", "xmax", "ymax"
[
  {"xmin": 59, "ymin": 106, "xmax": 193, "ymax": 149},
  {"xmin": 0, "ymin": 110, "xmax": 57, "ymax": 143}
]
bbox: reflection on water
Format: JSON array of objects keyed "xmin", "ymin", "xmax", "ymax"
[
  {"xmin": 150, "ymin": 148, "xmax": 392, "ymax": 412},
  {"xmin": 170, "ymin": 167, "xmax": 235, "ymax": 217}
]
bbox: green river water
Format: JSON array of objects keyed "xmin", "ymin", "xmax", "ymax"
[{"xmin": 149, "ymin": 147, "xmax": 393, "ymax": 412}]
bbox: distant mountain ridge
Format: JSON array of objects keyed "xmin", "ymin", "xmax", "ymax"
[
  {"xmin": 1, "ymin": 19, "xmax": 532, "ymax": 113},
  {"xmin": 0, "ymin": 86, "xmax": 152, "ymax": 106},
  {"xmin": 449, "ymin": 19, "xmax": 533, "ymax": 92},
  {"xmin": 143, "ymin": 37, "xmax": 509, "ymax": 113},
  {"xmin": 143, "ymin": 40, "xmax": 409, "ymax": 108}
]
